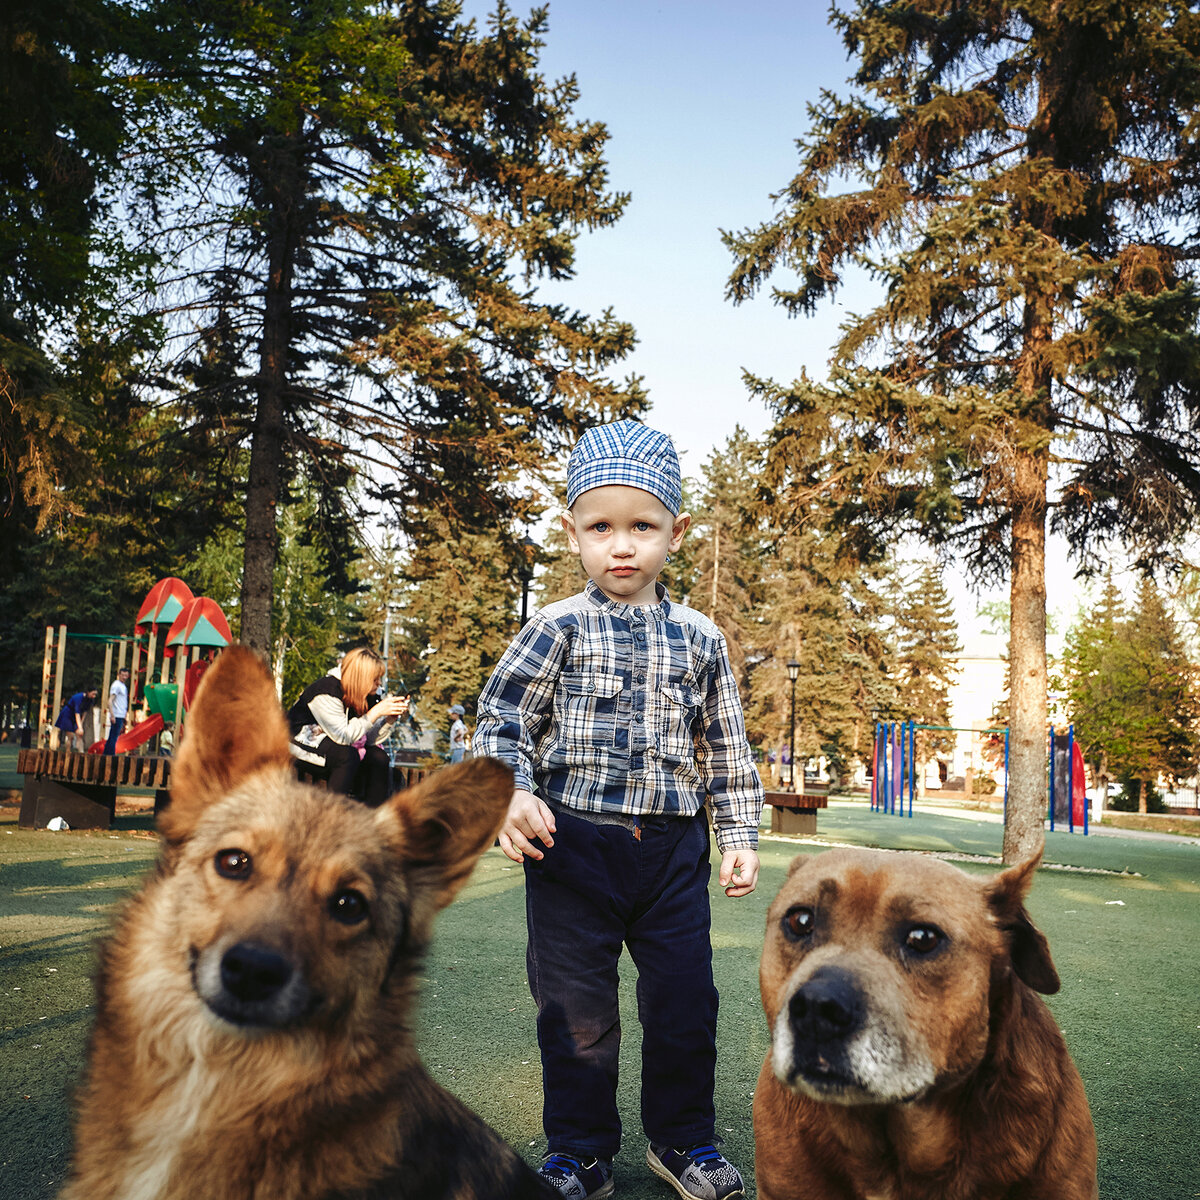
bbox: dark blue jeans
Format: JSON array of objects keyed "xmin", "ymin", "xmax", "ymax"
[
  {"xmin": 523, "ymin": 806, "xmax": 718, "ymax": 1161},
  {"xmin": 103, "ymin": 717, "xmax": 125, "ymax": 755}
]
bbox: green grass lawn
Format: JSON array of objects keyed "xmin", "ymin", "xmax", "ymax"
[
  {"xmin": 2, "ymin": 798, "xmax": 1197, "ymax": 1199},
  {"xmin": 1, "ymin": 743, "xmax": 24, "ymax": 793}
]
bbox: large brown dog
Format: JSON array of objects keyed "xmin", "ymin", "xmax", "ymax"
[
  {"xmin": 754, "ymin": 847, "xmax": 1097, "ymax": 1200},
  {"xmin": 60, "ymin": 645, "xmax": 549, "ymax": 1200}
]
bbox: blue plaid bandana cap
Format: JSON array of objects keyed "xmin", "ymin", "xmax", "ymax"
[{"xmin": 566, "ymin": 419, "xmax": 682, "ymax": 515}]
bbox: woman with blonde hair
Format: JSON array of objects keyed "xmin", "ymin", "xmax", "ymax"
[{"xmin": 287, "ymin": 647, "xmax": 408, "ymax": 805}]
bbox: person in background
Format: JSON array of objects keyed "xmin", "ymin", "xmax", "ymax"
[
  {"xmin": 287, "ymin": 647, "xmax": 408, "ymax": 806},
  {"xmin": 103, "ymin": 668, "xmax": 131, "ymax": 755},
  {"xmin": 55, "ymin": 687, "xmax": 98, "ymax": 752},
  {"xmin": 159, "ymin": 722, "xmax": 174, "ymax": 757},
  {"xmin": 448, "ymin": 704, "xmax": 469, "ymax": 763}
]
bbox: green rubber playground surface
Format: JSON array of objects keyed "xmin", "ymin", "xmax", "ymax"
[{"xmin": 2, "ymin": 798, "xmax": 1197, "ymax": 1198}]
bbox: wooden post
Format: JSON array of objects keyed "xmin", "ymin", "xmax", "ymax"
[
  {"xmin": 39, "ymin": 626, "xmax": 54, "ymax": 749},
  {"xmin": 144, "ymin": 627, "xmax": 158, "ymax": 707},
  {"xmin": 50, "ymin": 624, "xmax": 67, "ymax": 750},
  {"xmin": 130, "ymin": 634, "xmax": 142, "ymax": 715},
  {"xmin": 99, "ymin": 641, "xmax": 114, "ymax": 749},
  {"xmin": 173, "ymin": 648, "xmax": 186, "ymax": 732},
  {"xmin": 100, "ymin": 644, "xmax": 114, "ymax": 748}
]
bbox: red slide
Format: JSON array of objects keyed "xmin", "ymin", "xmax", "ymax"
[{"xmin": 85, "ymin": 713, "xmax": 164, "ymax": 754}]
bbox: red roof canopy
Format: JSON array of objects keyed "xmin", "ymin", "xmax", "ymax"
[{"xmin": 135, "ymin": 577, "xmax": 195, "ymax": 631}]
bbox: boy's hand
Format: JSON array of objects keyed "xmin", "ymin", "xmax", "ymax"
[
  {"xmin": 719, "ymin": 847, "xmax": 759, "ymax": 897},
  {"xmin": 498, "ymin": 788, "xmax": 557, "ymax": 863}
]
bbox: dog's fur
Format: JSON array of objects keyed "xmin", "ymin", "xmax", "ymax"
[
  {"xmin": 754, "ymin": 847, "xmax": 1097, "ymax": 1200},
  {"xmin": 60, "ymin": 645, "xmax": 549, "ymax": 1200}
]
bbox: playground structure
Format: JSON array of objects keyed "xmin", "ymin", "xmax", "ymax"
[
  {"xmin": 871, "ymin": 720, "xmax": 1089, "ymax": 833},
  {"xmin": 20, "ymin": 579, "xmax": 232, "ymax": 829}
]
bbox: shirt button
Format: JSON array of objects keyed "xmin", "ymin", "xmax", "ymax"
[
  {"xmin": 636, "ymin": 675, "xmax": 645, "ymax": 684},
  {"xmin": 634, "ymin": 714, "xmax": 643, "ymax": 723}
]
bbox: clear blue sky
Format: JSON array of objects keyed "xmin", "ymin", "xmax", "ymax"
[{"xmin": 461, "ymin": 0, "xmax": 858, "ymax": 470}]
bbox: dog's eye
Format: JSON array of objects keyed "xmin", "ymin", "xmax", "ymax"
[
  {"xmin": 329, "ymin": 889, "xmax": 369, "ymax": 926},
  {"xmin": 904, "ymin": 925, "xmax": 943, "ymax": 956},
  {"xmin": 214, "ymin": 849, "xmax": 252, "ymax": 880},
  {"xmin": 782, "ymin": 906, "xmax": 814, "ymax": 941}
]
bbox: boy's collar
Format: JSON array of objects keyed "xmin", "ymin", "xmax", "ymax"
[{"xmin": 584, "ymin": 578, "xmax": 672, "ymax": 615}]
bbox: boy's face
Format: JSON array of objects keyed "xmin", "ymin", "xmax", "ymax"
[{"xmin": 562, "ymin": 485, "xmax": 690, "ymax": 606}]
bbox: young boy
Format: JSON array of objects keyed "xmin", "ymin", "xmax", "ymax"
[{"xmin": 474, "ymin": 420, "xmax": 763, "ymax": 1200}]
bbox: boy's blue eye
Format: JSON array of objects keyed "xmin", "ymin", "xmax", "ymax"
[
  {"xmin": 635, "ymin": 522, "xmax": 651, "ymax": 532},
  {"xmin": 593, "ymin": 522, "xmax": 609, "ymax": 533}
]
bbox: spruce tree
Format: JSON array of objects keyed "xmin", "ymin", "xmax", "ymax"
[
  {"xmin": 388, "ymin": 522, "xmax": 522, "ymax": 735},
  {"xmin": 890, "ymin": 561, "xmax": 961, "ymax": 767},
  {"xmin": 117, "ymin": 0, "xmax": 643, "ymax": 651},
  {"xmin": 1064, "ymin": 575, "xmax": 1199, "ymax": 811},
  {"xmin": 745, "ymin": 520, "xmax": 895, "ymax": 786},
  {"xmin": 726, "ymin": 0, "xmax": 1200, "ymax": 860},
  {"xmin": 690, "ymin": 429, "xmax": 767, "ymax": 683}
]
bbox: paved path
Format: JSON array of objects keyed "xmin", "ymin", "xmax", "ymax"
[{"xmin": 829, "ymin": 798, "xmax": 1200, "ymax": 847}]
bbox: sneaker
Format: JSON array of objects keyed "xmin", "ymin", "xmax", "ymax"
[
  {"xmin": 646, "ymin": 1142, "xmax": 745, "ymax": 1200},
  {"xmin": 537, "ymin": 1152, "xmax": 615, "ymax": 1200}
]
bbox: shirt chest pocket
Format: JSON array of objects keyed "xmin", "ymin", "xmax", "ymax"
[
  {"xmin": 555, "ymin": 672, "xmax": 625, "ymax": 753},
  {"xmin": 657, "ymin": 682, "xmax": 704, "ymax": 762}
]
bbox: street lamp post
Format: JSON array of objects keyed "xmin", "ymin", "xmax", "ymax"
[
  {"xmin": 518, "ymin": 534, "xmax": 539, "ymax": 626},
  {"xmin": 381, "ymin": 604, "xmax": 400, "ymax": 693},
  {"xmin": 786, "ymin": 659, "xmax": 800, "ymax": 792}
]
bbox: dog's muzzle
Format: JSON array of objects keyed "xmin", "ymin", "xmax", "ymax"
[
  {"xmin": 193, "ymin": 940, "xmax": 316, "ymax": 1029},
  {"xmin": 772, "ymin": 963, "xmax": 935, "ymax": 1105},
  {"xmin": 779, "ymin": 965, "xmax": 863, "ymax": 1090}
]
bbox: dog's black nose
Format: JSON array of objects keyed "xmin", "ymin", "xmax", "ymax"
[
  {"xmin": 789, "ymin": 966, "xmax": 863, "ymax": 1042},
  {"xmin": 220, "ymin": 942, "xmax": 294, "ymax": 1003}
]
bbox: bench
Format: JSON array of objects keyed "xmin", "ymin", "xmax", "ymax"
[
  {"xmin": 293, "ymin": 756, "xmax": 430, "ymax": 793},
  {"xmin": 17, "ymin": 747, "xmax": 172, "ymax": 830},
  {"xmin": 763, "ymin": 786, "xmax": 829, "ymax": 836}
]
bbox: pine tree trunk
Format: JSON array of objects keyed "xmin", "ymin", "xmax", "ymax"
[
  {"xmin": 1004, "ymin": 447, "xmax": 1049, "ymax": 863},
  {"xmin": 241, "ymin": 385, "xmax": 284, "ymax": 653},
  {"xmin": 1139, "ymin": 777, "xmax": 1147, "ymax": 814},
  {"xmin": 1003, "ymin": 282, "xmax": 1053, "ymax": 865},
  {"xmin": 710, "ymin": 523, "xmax": 720, "ymax": 619},
  {"xmin": 239, "ymin": 144, "xmax": 300, "ymax": 653}
]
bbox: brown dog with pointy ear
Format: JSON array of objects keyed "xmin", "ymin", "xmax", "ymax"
[
  {"xmin": 754, "ymin": 847, "xmax": 1097, "ymax": 1200},
  {"xmin": 61, "ymin": 644, "xmax": 551, "ymax": 1200}
]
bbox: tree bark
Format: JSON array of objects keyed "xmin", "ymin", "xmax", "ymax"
[
  {"xmin": 1004, "ymin": 290, "xmax": 1053, "ymax": 865},
  {"xmin": 1005, "ymin": 462, "xmax": 1048, "ymax": 863},
  {"xmin": 239, "ymin": 138, "xmax": 301, "ymax": 653}
]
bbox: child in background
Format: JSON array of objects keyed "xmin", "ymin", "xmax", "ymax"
[{"xmin": 474, "ymin": 420, "xmax": 763, "ymax": 1200}]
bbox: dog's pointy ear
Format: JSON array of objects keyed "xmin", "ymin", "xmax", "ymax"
[
  {"xmin": 786, "ymin": 852, "xmax": 813, "ymax": 878},
  {"xmin": 986, "ymin": 851, "xmax": 1061, "ymax": 995},
  {"xmin": 377, "ymin": 758, "xmax": 513, "ymax": 911},
  {"xmin": 160, "ymin": 645, "xmax": 292, "ymax": 845}
]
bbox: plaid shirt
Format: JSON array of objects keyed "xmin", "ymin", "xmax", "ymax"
[{"xmin": 474, "ymin": 581, "xmax": 763, "ymax": 852}]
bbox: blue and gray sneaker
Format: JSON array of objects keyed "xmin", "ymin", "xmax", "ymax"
[
  {"xmin": 646, "ymin": 1142, "xmax": 745, "ymax": 1200},
  {"xmin": 537, "ymin": 1152, "xmax": 615, "ymax": 1200}
]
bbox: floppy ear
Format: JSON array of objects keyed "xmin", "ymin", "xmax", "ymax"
[
  {"xmin": 378, "ymin": 758, "xmax": 513, "ymax": 912},
  {"xmin": 160, "ymin": 645, "xmax": 292, "ymax": 845},
  {"xmin": 986, "ymin": 851, "xmax": 1061, "ymax": 995}
]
